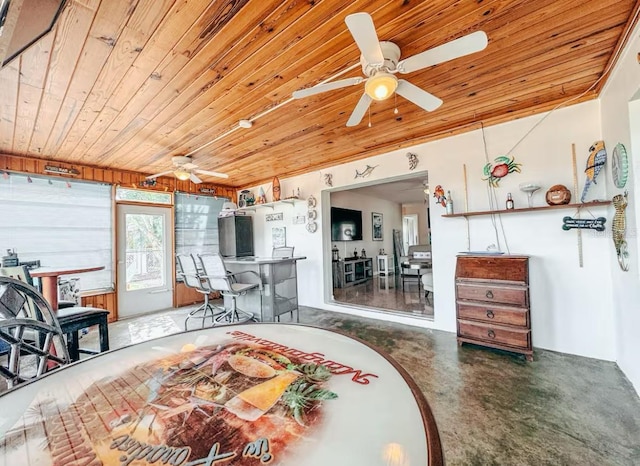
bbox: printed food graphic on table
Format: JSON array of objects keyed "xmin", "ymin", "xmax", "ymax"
[{"xmin": 0, "ymin": 331, "xmax": 366, "ymax": 466}]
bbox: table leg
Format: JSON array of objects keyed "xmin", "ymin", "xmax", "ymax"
[{"xmin": 39, "ymin": 276, "xmax": 59, "ymax": 312}]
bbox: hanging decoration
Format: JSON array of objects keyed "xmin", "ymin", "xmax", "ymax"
[
  {"xmin": 561, "ymin": 216, "xmax": 606, "ymax": 231},
  {"xmin": 580, "ymin": 140, "xmax": 606, "ymax": 202},
  {"xmin": 482, "ymin": 155, "xmax": 521, "ymax": 187},
  {"xmin": 272, "ymin": 176, "xmax": 281, "ymax": 201},
  {"xmin": 354, "ymin": 165, "xmax": 377, "ymax": 178},
  {"xmin": 324, "ymin": 173, "xmax": 333, "ymax": 187},
  {"xmin": 612, "ymin": 192, "xmax": 629, "ymax": 271},
  {"xmin": 611, "ymin": 143, "xmax": 629, "ymax": 189},
  {"xmin": 433, "ymin": 185, "xmax": 447, "ymax": 207},
  {"xmin": 406, "ymin": 152, "xmax": 418, "ymax": 170}
]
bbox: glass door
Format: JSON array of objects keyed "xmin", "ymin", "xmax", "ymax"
[{"xmin": 117, "ymin": 203, "xmax": 172, "ymax": 318}]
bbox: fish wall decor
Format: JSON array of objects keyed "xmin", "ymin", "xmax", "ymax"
[
  {"xmin": 612, "ymin": 192, "xmax": 629, "ymax": 271},
  {"xmin": 354, "ymin": 165, "xmax": 377, "ymax": 179},
  {"xmin": 580, "ymin": 141, "xmax": 607, "ymax": 203}
]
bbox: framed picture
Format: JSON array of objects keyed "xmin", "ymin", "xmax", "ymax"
[
  {"xmin": 372, "ymin": 212, "xmax": 383, "ymax": 241},
  {"xmin": 272, "ymin": 226, "xmax": 286, "ymax": 248}
]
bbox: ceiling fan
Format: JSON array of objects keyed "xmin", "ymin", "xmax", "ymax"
[
  {"xmin": 292, "ymin": 12, "xmax": 488, "ymax": 126},
  {"xmin": 146, "ymin": 156, "xmax": 229, "ymax": 184}
]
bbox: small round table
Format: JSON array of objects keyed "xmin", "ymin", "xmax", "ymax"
[{"xmin": 30, "ymin": 266, "xmax": 105, "ymax": 311}]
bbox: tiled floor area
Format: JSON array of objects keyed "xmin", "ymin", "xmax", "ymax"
[
  {"xmin": 76, "ymin": 303, "xmax": 640, "ymax": 465},
  {"xmin": 332, "ymin": 274, "xmax": 434, "ymax": 318}
]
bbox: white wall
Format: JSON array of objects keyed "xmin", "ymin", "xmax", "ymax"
[
  {"xmin": 247, "ymin": 100, "xmax": 619, "ymax": 364},
  {"xmin": 330, "ymin": 191, "xmax": 401, "ymax": 264},
  {"xmin": 599, "ymin": 21, "xmax": 640, "ymax": 394}
]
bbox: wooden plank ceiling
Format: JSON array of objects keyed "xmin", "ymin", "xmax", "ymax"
[{"xmin": 0, "ymin": 0, "xmax": 638, "ymax": 188}]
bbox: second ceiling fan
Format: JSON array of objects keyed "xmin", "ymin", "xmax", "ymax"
[{"xmin": 293, "ymin": 12, "xmax": 488, "ymax": 126}]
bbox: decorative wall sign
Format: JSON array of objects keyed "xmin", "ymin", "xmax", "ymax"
[
  {"xmin": 354, "ymin": 165, "xmax": 377, "ymax": 179},
  {"xmin": 199, "ymin": 187, "xmax": 216, "ymax": 194},
  {"xmin": 372, "ymin": 212, "xmax": 383, "ymax": 241},
  {"xmin": 580, "ymin": 140, "xmax": 607, "ymax": 202},
  {"xmin": 612, "ymin": 143, "xmax": 629, "ymax": 189},
  {"xmin": 44, "ymin": 165, "xmax": 80, "ymax": 176},
  {"xmin": 612, "ymin": 192, "xmax": 629, "ymax": 271},
  {"xmin": 482, "ymin": 156, "xmax": 521, "ymax": 187},
  {"xmin": 293, "ymin": 215, "xmax": 306, "ymax": 225},
  {"xmin": 407, "ymin": 152, "xmax": 418, "ymax": 170},
  {"xmin": 433, "ymin": 185, "xmax": 447, "ymax": 207},
  {"xmin": 272, "ymin": 226, "xmax": 286, "ymax": 247},
  {"xmin": 266, "ymin": 212, "xmax": 284, "ymax": 222},
  {"xmin": 561, "ymin": 216, "xmax": 606, "ymax": 232},
  {"xmin": 138, "ymin": 178, "xmax": 157, "ymax": 187}
]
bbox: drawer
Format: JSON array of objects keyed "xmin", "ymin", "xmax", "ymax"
[
  {"xmin": 457, "ymin": 302, "xmax": 529, "ymax": 327},
  {"xmin": 458, "ymin": 320, "xmax": 530, "ymax": 349},
  {"xmin": 456, "ymin": 283, "xmax": 528, "ymax": 307},
  {"xmin": 456, "ymin": 256, "xmax": 528, "ymax": 282}
]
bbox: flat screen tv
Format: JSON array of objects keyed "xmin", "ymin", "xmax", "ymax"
[{"xmin": 331, "ymin": 207, "xmax": 363, "ymax": 241}]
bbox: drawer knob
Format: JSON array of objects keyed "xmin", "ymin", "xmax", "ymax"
[
  {"xmin": 485, "ymin": 290, "xmax": 494, "ymax": 299},
  {"xmin": 487, "ymin": 330, "xmax": 496, "ymax": 339},
  {"xmin": 486, "ymin": 310, "xmax": 495, "ymax": 319}
]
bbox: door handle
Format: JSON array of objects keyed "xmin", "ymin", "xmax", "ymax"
[
  {"xmin": 485, "ymin": 290, "xmax": 494, "ymax": 299},
  {"xmin": 148, "ymin": 289, "xmax": 171, "ymax": 294},
  {"xmin": 486, "ymin": 310, "xmax": 495, "ymax": 319}
]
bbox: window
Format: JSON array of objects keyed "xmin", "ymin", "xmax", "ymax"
[
  {"xmin": 0, "ymin": 174, "xmax": 113, "ymax": 292},
  {"xmin": 175, "ymin": 193, "xmax": 227, "ymax": 259}
]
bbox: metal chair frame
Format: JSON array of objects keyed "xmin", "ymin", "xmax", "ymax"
[
  {"xmin": 0, "ymin": 276, "xmax": 69, "ymax": 388},
  {"xmin": 197, "ymin": 253, "xmax": 262, "ymax": 325},
  {"xmin": 176, "ymin": 254, "xmax": 224, "ymax": 331}
]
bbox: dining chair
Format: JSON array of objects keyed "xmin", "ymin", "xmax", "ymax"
[
  {"xmin": 176, "ymin": 254, "xmax": 223, "ymax": 331},
  {"xmin": 0, "ymin": 276, "xmax": 70, "ymax": 388},
  {"xmin": 197, "ymin": 253, "xmax": 261, "ymax": 325},
  {"xmin": 0, "ymin": 266, "xmax": 109, "ymax": 362}
]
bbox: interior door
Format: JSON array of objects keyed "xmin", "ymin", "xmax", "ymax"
[{"xmin": 117, "ymin": 203, "xmax": 173, "ymax": 318}]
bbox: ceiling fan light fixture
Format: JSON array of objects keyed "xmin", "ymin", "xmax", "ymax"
[
  {"xmin": 174, "ymin": 168, "xmax": 191, "ymax": 181},
  {"xmin": 365, "ymin": 72, "xmax": 398, "ymax": 100}
]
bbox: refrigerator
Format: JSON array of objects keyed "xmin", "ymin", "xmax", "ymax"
[{"xmin": 218, "ymin": 215, "xmax": 254, "ymax": 257}]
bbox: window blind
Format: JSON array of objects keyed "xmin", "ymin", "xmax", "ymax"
[
  {"xmin": 0, "ymin": 174, "xmax": 113, "ymax": 292},
  {"xmin": 175, "ymin": 193, "xmax": 227, "ymax": 258}
]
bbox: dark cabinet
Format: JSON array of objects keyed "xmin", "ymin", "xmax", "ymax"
[{"xmin": 218, "ymin": 215, "xmax": 253, "ymax": 257}]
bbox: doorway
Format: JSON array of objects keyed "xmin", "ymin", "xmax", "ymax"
[
  {"xmin": 117, "ymin": 203, "xmax": 173, "ymax": 318},
  {"xmin": 403, "ymin": 214, "xmax": 419, "ymax": 252}
]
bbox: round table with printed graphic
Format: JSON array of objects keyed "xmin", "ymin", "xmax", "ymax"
[{"xmin": 0, "ymin": 323, "xmax": 443, "ymax": 465}]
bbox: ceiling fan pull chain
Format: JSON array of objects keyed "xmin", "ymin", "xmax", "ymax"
[
  {"xmin": 368, "ymin": 107, "xmax": 372, "ymax": 127},
  {"xmin": 394, "ymin": 94, "xmax": 399, "ymax": 114}
]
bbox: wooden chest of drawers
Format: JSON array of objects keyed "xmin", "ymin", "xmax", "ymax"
[{"xmin": 455, "ymin": 255, "xmax": 532, "ymax": 361}]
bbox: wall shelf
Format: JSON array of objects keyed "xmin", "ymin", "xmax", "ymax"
[
  {"xmin": 442, "ymin": 201, "xmax": 611, "ymax": 218},
  {"xmin": 238, "ymin": 198, "xmax": 304, "ymax": 212}
]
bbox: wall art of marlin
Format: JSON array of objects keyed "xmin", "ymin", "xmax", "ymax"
[{"xmin": 354, "ymin": 165, "xmax": 378, "ymax": 179}]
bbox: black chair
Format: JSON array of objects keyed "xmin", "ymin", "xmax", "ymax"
[
  {"xmin": 0, "ymin": 276, "xmax": 69, "ymax": 388},
  {"xmin": 0, "ymin": 266, "xmax": 110, "ymax": 362}
]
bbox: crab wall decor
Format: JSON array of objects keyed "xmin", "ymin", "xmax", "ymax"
[{"xmin": 482, "ymin": 156, "xmax": 522, "ymax": 186}]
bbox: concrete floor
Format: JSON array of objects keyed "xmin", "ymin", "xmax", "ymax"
[{"xmin": 5, "ymin": 303, "xmax": 640, "ymax": 465}]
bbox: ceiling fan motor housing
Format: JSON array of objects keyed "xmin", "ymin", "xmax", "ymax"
[
  {"xmin": 361, "ymin": 41, "xmax": 401, "ymax": 76},
  {"xmin": 171, "ymin": 155, "xmax": 192, "ymax": 166}
]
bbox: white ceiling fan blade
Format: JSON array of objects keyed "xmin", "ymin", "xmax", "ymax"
[
  {"xmin": 398, "ymin": 31, "xmax": 488, "ymax": 74},
  {"xmin": 293, "ymin": 77, "xmax": 363, "ymax": 99},
  {"xmin": 346, "ymin": 93, "xmax": 373, "ymax": 127},
  {"xmin": 189, "ymin": 172, "xmax": 203, "ymax": 184},
  {"xmin": 396, "ymin": 80, "xmax": 443, "ymax": 111},
  {"xmin": 195, "ymin": 169, "xmax": 229, "ymax": 179},
  {"xmin": 345, "ymin": 12, "xmax": 384, "ymax": 65},
  {"xmin": 146, "ymin": 170, "xmax": 173, "ymax": 180}
]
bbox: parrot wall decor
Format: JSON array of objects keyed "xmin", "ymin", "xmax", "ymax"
[
  {"xmin": 580, "ymin": 140, "xmax": 607, "ymax": 203},
  {"xmin": 433, "ymin": 185, "xmax": 447, "ymax": 207}
]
